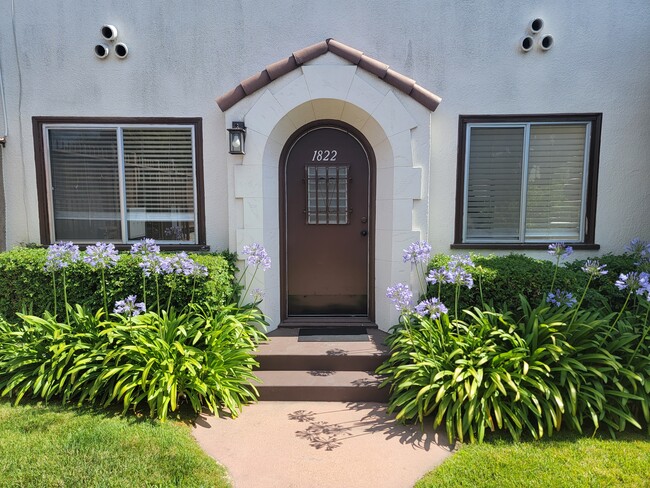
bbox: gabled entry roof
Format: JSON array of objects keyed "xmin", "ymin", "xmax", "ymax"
[{"xmin": 216, "ymin": 38, "xmax": 442, "ymax": 112}]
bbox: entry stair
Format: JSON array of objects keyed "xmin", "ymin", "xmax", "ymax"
[{"xmin": 253, "ymin": 327, "xmax": 391, "ymax": 402}]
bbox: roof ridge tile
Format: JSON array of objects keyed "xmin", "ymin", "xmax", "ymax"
[{"xmin": 216, "ymin": 38, "xmax": 441, "ymax": 112}]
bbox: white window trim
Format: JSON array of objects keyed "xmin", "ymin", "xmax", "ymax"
[{"xmin": 42, "ymin": 123, "xmax": 199, "ymax": 245}]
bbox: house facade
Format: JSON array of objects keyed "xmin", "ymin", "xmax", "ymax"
[{"xmin": 0, "ymin": 1, "xmax": 648, "ymax": 331}]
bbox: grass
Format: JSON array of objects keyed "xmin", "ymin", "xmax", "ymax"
[
  {"xmin": 0, "ymin": 400, "xmax": 230, "ymax": 488},
  {"xmin": 415, "ymin": 431, "xmax": 650, "ymax": 488}
]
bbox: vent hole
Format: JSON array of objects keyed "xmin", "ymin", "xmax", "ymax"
[
  {"xmin": 520, "ymin": 36, "xmax": 534, "ymax": 52},
  {"xmin": 530, "ymin": 18, "xmax": 544, "ymax": 33},
  {"xmin": 540, "ymin": 35, "xmax": 554, "ymax": 50},
  {"xmin": 94, "ymin": 44, "xmax": 109, "ymax": 59},
  {"xmin": 115, "ymin": 43, "xmax": 128, "ymax": 58}
]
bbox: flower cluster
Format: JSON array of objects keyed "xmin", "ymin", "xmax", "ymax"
[
  {"xmin": 547, "ymin": 242, "xmax": 574, "ymax": 259},
  {"xmin": 625, "ymin": 237, "xmax": 650, "ymax": 260},
  {"xmin": 415, "ymin": 297, "xmax": 448, "ymax": 319},
  {"xmin": 130, "ymin": 238, "xmax": 160, "ymax": 256},
  {"xmin": 581, "ymin": 260, "xmax": 608, "ymax": 277},
  {"xmin": 426, "ymin": 254, "xmax": 474, "ymax": 289},
  {"xmin": 242, "ymin": 243, "xmax": 271, "ymax": 271},
  {"xmin": 615, "ymin": 272, "xmax": 650, "ymax": 298},
  {"xmin": 114, "ymin": 295, "xmax": 146, "ymax": 317},
  {"xmin": 402, "ymin": 241, "xmax": 432, "ymax": 264},
  {"xmin": 84, "ymin": 242, "xmax": 119, "ymax": 269},
  {"xmin": 386, "ymin": 283, "xmax": 413, "ymax": 312},
  {"xmin": 546, "ymin": 289, "xmax": 577, "ymax": 308},
  {"xmin": 44, "ymin": 241, "xmax": 80, "ymax": 272}
]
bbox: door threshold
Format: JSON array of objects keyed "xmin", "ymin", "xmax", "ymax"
[{"xmin": 280, "ymin": 316, "xmax": 376, "ymax": 328}]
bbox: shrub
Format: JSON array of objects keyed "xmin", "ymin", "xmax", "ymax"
[
  {"xmin": 0, "ymin": 247, "xmax": 236, "ymax": 320},
  {"xmin": 0, "ymin": 303, "xmax": 266, "ymax": 420},
  {"xmin": 427, "ymin": 253, "xmax": 581, "ymax": 315}
]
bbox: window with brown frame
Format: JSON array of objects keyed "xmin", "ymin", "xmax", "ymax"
[
  {"xmin": 454, "ymin": 114, "xmax": 602, "ymax": 250},
  {"xmin": 33, "ymin": 117, "xmax": 206, "ymax": 248}
]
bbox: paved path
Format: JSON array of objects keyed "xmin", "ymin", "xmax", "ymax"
[{"xmin": 193, "ymin": 401, "xmax": 454, "ymax": 488}]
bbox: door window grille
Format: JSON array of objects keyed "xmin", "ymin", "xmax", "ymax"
[{"xmin": 305, "ymin": 165, "xmax": 349, "ymax": 224}]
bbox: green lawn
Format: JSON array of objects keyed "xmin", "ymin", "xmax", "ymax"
[
  {"xmin": 416, "ymin": 431, "xmax": 650, "ymax": 488},
  {"xmin": 0, "ymin": 400, "xmax": 230, "ymax": 488}
]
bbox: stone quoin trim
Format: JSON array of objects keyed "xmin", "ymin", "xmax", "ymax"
[{"xmin": 216, "ymin": 39, "xmax": 442, "ymax": 112}]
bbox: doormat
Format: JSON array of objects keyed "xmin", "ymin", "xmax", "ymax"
[{"xmin": 298, "ymin": 327, "xmax": 369, "ymax": 342}]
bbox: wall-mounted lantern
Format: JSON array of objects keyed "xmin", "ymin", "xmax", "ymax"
[{"xmin": 228, "ymin": 121, "xmax": 246, "ymax": 154}]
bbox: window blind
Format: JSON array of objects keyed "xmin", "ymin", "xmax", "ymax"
[
  {"xmin": 123, "ymin": 128, "xmax": 195, "ymax": 240},
  {"xmin": 48, "ymin": 129, "xmax": 121, "ymax": 240},
  {"xmin": 465, "ymin": 127, "xmax": 524, "ymax": 241},
  {"xmin": 525, "ymin": 125, "xmax": 586, "ymax": 241}
]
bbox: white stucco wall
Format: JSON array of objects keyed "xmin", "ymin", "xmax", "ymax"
[{"xmin": 0, "ymin": 0, "xmax": 649, "ymax": 326}]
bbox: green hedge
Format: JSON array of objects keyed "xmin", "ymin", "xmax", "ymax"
[
  {"xmin": 0, "ymin": 247, "xmax": 237, "ymax": 320},
  {"xmin": 427, "ymin": 253, "xmax": 580, "ymax": 314},
  {"xmin": 427, "ymin": 252, "xmax": 636, "ymax": 315}
]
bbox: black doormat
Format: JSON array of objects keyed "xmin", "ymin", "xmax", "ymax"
[{"xmin": 298, "ymin": 327, "xmax": 369, "ymax": 342}]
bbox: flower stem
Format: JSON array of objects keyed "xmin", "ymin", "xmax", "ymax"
[
  {"xmin": 155, "ymin": 275, "xmax": 160, "ymax": 315},
  {"xmin": 240, "ymin": 265, "xmax": 259, "ymax": 307},
  {"xmin": 142, "ymin": 273, "xmax": 147, "ymax": 308},
  {"xmin": 51, "ymin": 271, "xmax": 57, "ymax": 317},
  {"xmin": 571, "ymin": 275, "xmax": 593, "ymax": 325},
  {"xmin": 600, "ymin": 290, "xmax": 631, "ymax": 346},
  {"xmin": 628, "ymin": 304, "xmax": 650, "ymax": 366},
  {"xmin": 549, "ymin": 256, "xmax": 560, "ymax": 295},
  {"xmin": 62, "ymin": 268, "xmax": 70, "ymax": 325},
  {"xmin": 101, "ymin": 267, "xmax": 109, "ymax": 319}
]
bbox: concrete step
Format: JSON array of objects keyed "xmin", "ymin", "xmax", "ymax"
[
  {"xmin": 254, "ymin": 370, "xmax": 390, "ymax": 402},
  {"xmin": 255, "ymin": 328, "xmax": 390, "ymax": 372}
]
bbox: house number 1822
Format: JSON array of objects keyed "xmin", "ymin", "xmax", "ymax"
[{"xmin": 312, "ymin": 150, "xmax": 337, "ymax": 161}]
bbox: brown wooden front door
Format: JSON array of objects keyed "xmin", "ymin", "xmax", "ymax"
[{"xmin": 283, "ymin": 125, "xmax": 371, "ymax": 317}]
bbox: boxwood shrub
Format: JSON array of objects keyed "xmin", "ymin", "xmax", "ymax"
[
  {"xmin": 0, "ymin": 247, "xmax": 238, "ymax": 320},
  {"xmin": 427, "ymin": 253, "xmax": 582, "ymax": 315}
]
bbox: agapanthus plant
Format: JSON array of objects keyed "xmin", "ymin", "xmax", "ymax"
[
  {"xmin": 131, "ymin": 239, "xmax": 162, "ymax": 312},
  {"xmin": 571, "ymin": 260, "xmax": 608, "ymax": 324},
  {"xmin": 414, "ymin": 297, "xmax": 448, "ymax": 319},
  {"xmin": 386, "ymin": 283, "xmax": 413, "ymax": 314},
  {"xmin": 44, "ymin": 241, "xmax": 80, "ymax": 323},
  {"xmin": 625, "ymin": 237, "xmax": 650, "ymax": 265},
  {"xmin": 238, "ymin": 243, "xmax": 271, "ymax": 306},
  {"xmin": 546, "ymin": 289, "xmax": 577, "ymax": 308},
  {"xmin": 547, "ymin": 242, "xmax": 574, "ymax": 293},
  {"xmin": 84, "ymin": 242, "xmax": 120, "ymax": 317},
  {"xmin": 114, "ymin": 295, "xmax": 146, "ymax": 318},
  {"xmin": 403, "ymin": 241, "xmax": 432, "ymax": 292}
]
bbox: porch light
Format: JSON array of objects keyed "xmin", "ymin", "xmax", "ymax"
[{"xmin": 228, "ymin": 121, "xmax": 246, "ymax": 154}]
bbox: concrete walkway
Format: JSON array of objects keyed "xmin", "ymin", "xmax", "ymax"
[{"xmin": 193, "ymin": 401, "xmax": 454, "ymax": 488}]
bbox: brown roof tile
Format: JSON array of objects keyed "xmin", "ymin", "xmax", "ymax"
[{"xmin": 216, "ymin": 38, "xmax": 441, "ymax": 112}]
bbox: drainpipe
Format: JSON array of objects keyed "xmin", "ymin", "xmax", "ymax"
[{"xmin": 0, "ymin": 4, "xmax": 9, "ymax": 146}]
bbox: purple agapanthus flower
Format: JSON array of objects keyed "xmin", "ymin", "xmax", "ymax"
[
  {"xmin": 386, "ymin": 283, "xmax": 413, "ymax": 312},
  {"xmin": 581, "ymin": 260, "xmax": 608, "ymax": 277},
  {"xmin": 446, "ymin": 266, "xmax": 474, "ymax": 289},
  {"xmin": 615, "ymin": 272, "xmax": 649, "ymax": 295},
  {"xmin": 402, "ymin": 241, "xmax": 432, "ymax": 264},
  {"xmin": 44, "ymin": 241, "xmax": 81, "ymax": 272},
  {"xmin": 426, "ymin": 267, "xmax": 451, "ymax": 285},
  {"xmin": 449, "ymin": 254, "xmax": 475, "ymax": 268},
  {"xmin": 139, "ymin": 253, "xmax": 163, "ymax": 277},
  {"xmin": 242, "ymin": 243, "xmax": 271, "ymax": 270},
  {"xmin": 548, "ymin": 242, "xmax": 574, "ymax": 259},
  {"xmin": 625, "ymin": 237, "xmax": 650, "ymax": 264},
  {"xmin": 84, "ymin": 242, "xmax": 119, "ymax": 269},
  {"xmin": 250, "ymin": 288, "xmax": 265, "ymax": 303},
  {"xmin": 114, "ymin": 295, "xmax": 146, "ymax": 317},
  {"xmin": 130, "ymin": 238, "xmax": 160, "ymax": 257},
  {"xmin": 546, "ymin": 289, "xmax": 577, "ymax": 308},
  {"xmin": 415, "ymin": 297, "xmax": 448, "ymax": 319}
]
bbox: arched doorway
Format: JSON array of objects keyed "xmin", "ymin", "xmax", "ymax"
[{"xmin": 280, "ymin": 121, "xmax": 375, "ymax": 323}]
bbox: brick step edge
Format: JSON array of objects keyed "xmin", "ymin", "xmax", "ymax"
[
  {"xmin": 253, "ymin": 370, "xmax": 390, "ymax": 402},
  {"xmin": 255, "ymin": 354, "xmax": 389, "ymax": 372}
]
